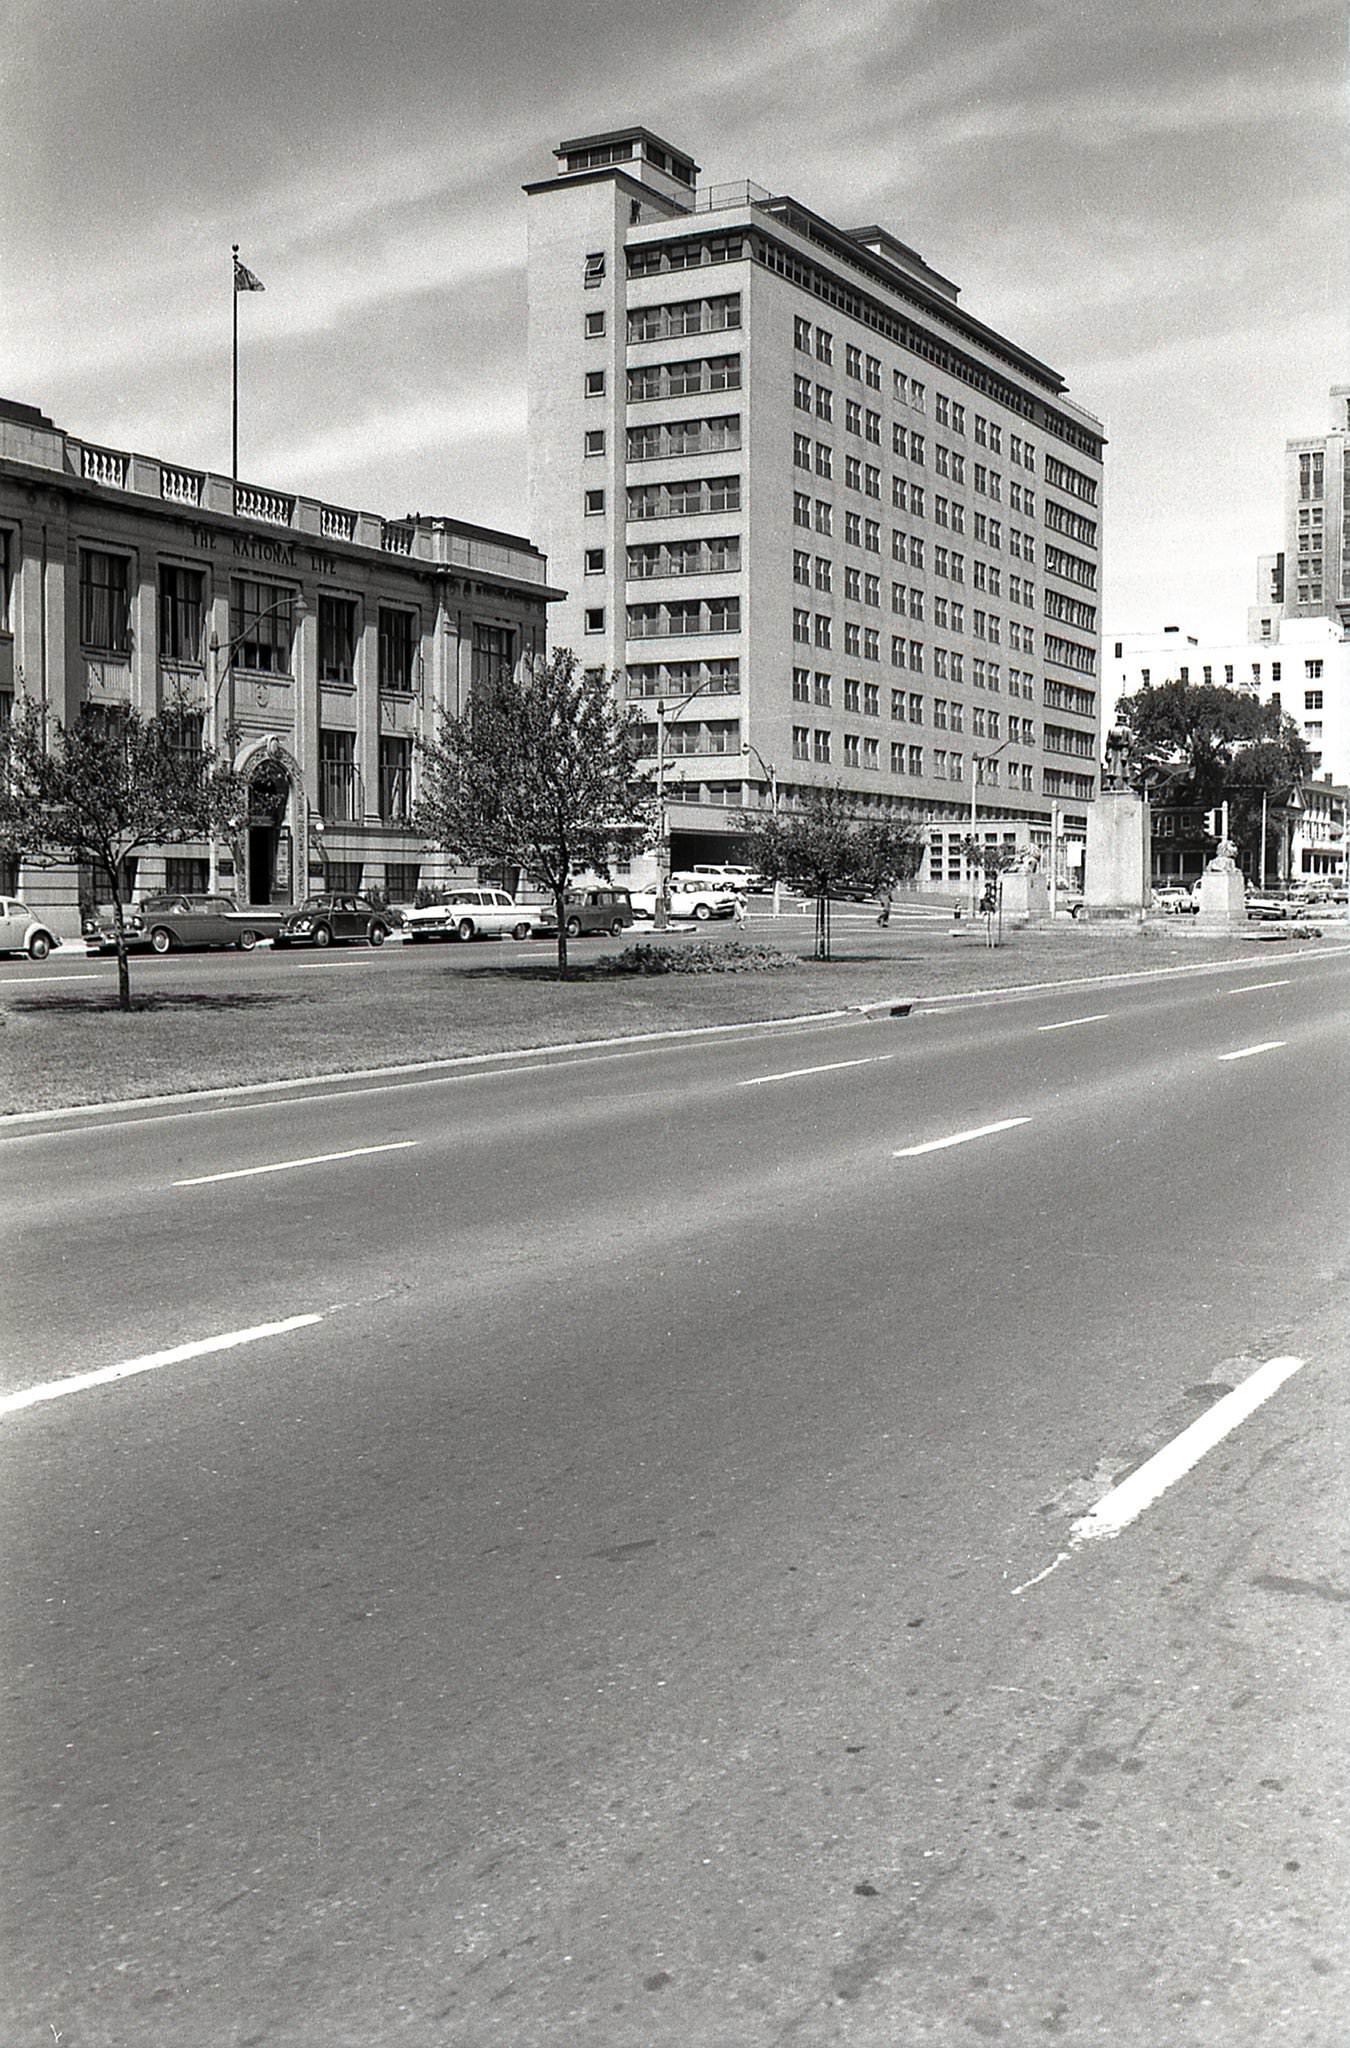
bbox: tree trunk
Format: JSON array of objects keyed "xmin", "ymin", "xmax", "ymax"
[
  {"xmin": 108, "ymin": 869, "xmax": 133, "ymax": 1012},
  {"xmin": 553, "ymin": 886, "xmax": 569, "ymax": 981}
]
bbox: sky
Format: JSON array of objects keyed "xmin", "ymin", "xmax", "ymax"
[{"xmin": 4, "ymin": 0, "xmax": 1346, "ymax": 643}]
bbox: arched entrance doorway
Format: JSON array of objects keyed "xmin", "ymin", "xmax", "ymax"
[{"xmin": 246, "ymin": 757, "xmax": 291, "ymax": 905}]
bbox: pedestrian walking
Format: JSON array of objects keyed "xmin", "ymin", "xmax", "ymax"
[
  {"xmin": 733, "ymin": 892, "xmax": 748, "ymax": 929},
  {"xmin": 875, "ymin": 881, "xmax": 893, "ymax": 927}
]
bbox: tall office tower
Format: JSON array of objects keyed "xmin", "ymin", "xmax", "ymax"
[
  {"xmin": 1282, "ymin": 385, "xmax": 1350, "ymax": 627},
  {"xmin": 525, "ymin": 127, "xmax": 1106, "ymax": 886}
]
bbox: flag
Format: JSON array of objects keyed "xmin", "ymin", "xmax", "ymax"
[{"xmin": 234, "ymin": 257, "xmax": 265, "ymax": 293}]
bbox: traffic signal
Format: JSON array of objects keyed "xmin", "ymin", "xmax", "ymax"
[{"xmin": 1203, "ymin": 808, "xmax": 1223, "ymax": 835}]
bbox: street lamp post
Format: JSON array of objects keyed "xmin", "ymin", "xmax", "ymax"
[
  {"xmin": 741, "ymin": 739, "xmax": 781, "ymax": 915},
  {"xmin": 968, "ymin": 739, "xmax": 1013, "ymax": 914},
  {"xmin": 651, "ymin": 674, "xmax": 720, "ymax": 932},
  {"xmin": 207, "ymin": 588, "xmax": 305, "ymax": 892}
]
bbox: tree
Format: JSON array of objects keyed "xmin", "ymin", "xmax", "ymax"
[
  {"xmin": 1114, "ymin": 679, "xmax": 1311, "ymax": 806},
  {"xmin": 0, "ymin": 696, "xmax": 248, "ymax": 1011},
  {"xmin": 413, "ymin": 649, "xmax": 655, "ymax": 978},
  {"xmin": 1113, "ymin": 679, "xmax": 1313, "ymax": 880},
  {"xmin": 738, "ymin": 786, "xmax": 926, "ymax": 958}
]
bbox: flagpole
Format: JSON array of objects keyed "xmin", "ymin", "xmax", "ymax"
[{"xmin": 231, "ymin": 243, "xmax": 240, "ymax": 485}]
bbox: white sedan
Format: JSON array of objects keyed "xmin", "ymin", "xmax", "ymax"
[
  {"xmin": 629, "ymin": 885, "xmax": 738, "ymax": 922},
  {"xmin": 0, "ymin": 897, "xmax": 63, "ymax": 960},
  {"xmin": 401, "ymin": 889, "xmax": 539, "ymax": 942}
]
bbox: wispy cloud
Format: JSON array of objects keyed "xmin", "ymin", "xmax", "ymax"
[{"xmin": 4, "ymin": 0, "xmax": 1344, "ymax": 633}]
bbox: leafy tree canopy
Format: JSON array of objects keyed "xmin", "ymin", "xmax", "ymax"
[
  {"xmin": 1114, "ymin": 679, "xmax": 1312, "ymax": 807},
  {"xmin": 738, "ymin": 787, "xmax": 927, "ymax": 956},
  {"xmin": 0, "ymin": 696, "xmax": 248, "ymax": 1009},
  {"xmin": 414, "ymin": 649, "xmax": 656, "ymax": 976}
]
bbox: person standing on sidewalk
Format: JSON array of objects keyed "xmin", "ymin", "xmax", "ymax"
[{"xmin": 733, "ymin": 892, "xmax": 749, "ymax": 930}]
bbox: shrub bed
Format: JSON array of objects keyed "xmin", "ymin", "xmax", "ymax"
[{"xmin": 603, "ymin": 940, "xmax": 801, "ymax": 976}]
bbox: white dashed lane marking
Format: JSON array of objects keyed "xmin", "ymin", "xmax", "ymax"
[
  {"xmin": 0, "ymin": 1315, "xmax": 325, "ymax": 1420},
  {"xmin": 894, "ymin": 1117, "xmax": 1031, "ymax": 1158},
  {"xmin": 1216, "ymin": 1041, "xmax": 1287, "ymax": 1062},
  {"xmin": 1036, "ymin": 1013, "xmax": 1109, "ymax": 1032},
  {"xmin": 174, "ymin": 1140, "xmax": 419, "ymax": 1186},
  {"xmin": 739, "ymin": 1055, "xmax": 895, "ymax": 1087}
]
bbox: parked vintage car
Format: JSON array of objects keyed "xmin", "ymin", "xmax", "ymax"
[
  {"xmin": 671, "ymin": 864, "xmax": 756, "ymax": 894},
  {"xmin": 86, "ymin": 893, "xmax": 284, "ymax": 954},
  {"xmin": 630, "ymin": 883, "xmax": 737, "ymax": 922},
  {"xmin": 0, "ymin": 897, "xmax": 62, "ymax": 960},
  {"xmin": 530, "ymin": 887, "xmax": 635, "ymax": 938},
  {"xmin": 273, "ymin": 894, "xmax": 396, "ymax": 949},
  {"xmin": 1245, "ymin": 892, "xmax": 1293, "ymax": 921},
  {"xmin": 402, "ymin": 888, "xmax": 538, "ymax": 943}
]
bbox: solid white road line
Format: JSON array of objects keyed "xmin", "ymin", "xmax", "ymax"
[
  {"xmin": 894, "ymin": 1116, "xmax": 1030, "ymax": 1157},
  {"xmin": 1013, "ymin": 1354, "xmax": 1306, "ymax": 1593},
  {"xmin": 1217, "ymin": 1041, "xmax": 1287, "ymax": 1062},
  {"xmin": 1036, "ymin": 1013, "xmax": 1109, "ymax": 1032},
  {"xmin": 0, "ymin": 1314, "xmax": 324, "ymax": 1420},
  {"xmin": 174, "ymin": 1140, "xmax": 418, "ymax": 1186},
  {"xmin": 739, "ymin": 1054, "xmax": 895, "ymax": 1086},
  {"xmin": 1226, "ymin": 980, "xmax": 1291, "ymax": 994}
]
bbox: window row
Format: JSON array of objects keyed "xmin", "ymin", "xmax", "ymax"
[
  {"xmin": 74, "ymin": 550, "xmax": 432, "ymax": 689},
  {"xmin": 627, "ymin": 354, "xmax": 741, "ymax": 401},
  {"xmin": 627, "ymin": 475, "xmax": 741, "ymax": 520},
  {"xmin": 624, "ymin": 657, "xmax": 740, "ymax": 698},
  {"xmin": 626, "ymin": 293, "xmax": 742, "ymax": 342},
  {"xmin": 314, "ymin": 730, "xmax": 416, "ymax": 824},
  {"xmin": 628, "ymin": 535, "xmax": 741, "ymax": 578},
  {"xmin": 627, "ymin": 597, "xmax": 741, "ymax": 638},
  {"xmin": 626, "ymin": 415, "xmax": 741, "ymax": 461}
]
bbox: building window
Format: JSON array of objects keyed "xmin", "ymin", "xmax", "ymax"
[
  {"xmin": 585, "ymin": 489, "xmax": 605, "ymax": 514},
  {"xmin": 585, "ymin": 548, "xmax": 605, "ymax": 574},
  {"xmin": 80, "ymin": 548, "xmax": 132, "ymax": 654},
  {"xmin": 158, "ymin": 564, "xmax": 205, "ymax": 664},
  {"xmin": 318, "ymin": 728, "xmax": 359, "ymax": 823},
  {"xmin": 584, "ymin": 251, "xmax": 606, "ymax": 287},
  {"xmin": 1305, "ymin": 689, "xmax": 1323, "ymax": 709},
  {"xmin": 378, "ymin": 607, "xmax": 417, "ymax": 693},
  {"xmin": 585, "ymin": 310, "xmax": 605, "ymax": 337},
  {"xmin": 229, "ymin": 578, "xmax": 294, "ymax": 674},
  {"xmin": 584, "ymin": 369, "xmax": 605, "ymax": 396},
  {"xmin": 378, "ymin": 735, "xmax": 413, "ymax": 823},
  {"xmin": 319, "ymin": 595, "xmax": 358, "ymax": 684},
  {"xmin": 814, "ymin": 729, "xmax": 831, "ymax": 762},
  {"xmin": 472, "ymin": 623, "xmax": 516, "ymax": 689},
  {"xmin": 584, "ymin": 429, "xmax": 606, "ymax": 457},
  {"xmin": 1306, "ymin": 659, "xmax": 1324, "ymax": 678},
  {"xmin": 585, "ymin": 608, "xmax": 605, "ymax": 633},
  {"xmin": 165, "ymin": 856, "xmax": 209, "ymax": 893},
  {"xmin": 386, "ymin": 861, "xmax": 420, "ymax": 900}
]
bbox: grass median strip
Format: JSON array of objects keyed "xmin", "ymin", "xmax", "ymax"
[{"xmin": 5, "ymin": 924, "xmax": 1345, "ymax": 1116}]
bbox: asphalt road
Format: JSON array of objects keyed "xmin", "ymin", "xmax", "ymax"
[{"xmin": 4, "ymin": 947, "xmax": 1349, "ymax": 2045}]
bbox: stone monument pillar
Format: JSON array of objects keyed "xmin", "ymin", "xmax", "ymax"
[
  {"xmin": 1082, "ymin": 789, "xmax": 1151, "ymax": 918},
  {"xmin": 1194, "ymin": 841, "xmax": 1247, "ymax": 927},
  {"xmin": 1000, "ymin": 850, "xmax": 1050, "ymax": 922}
]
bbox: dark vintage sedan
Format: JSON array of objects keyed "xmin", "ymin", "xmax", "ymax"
[
  {"xmin": 273, "ymin": 894, "xmax": 396, "ymax": 949},
  {"xmin": 86, "ymin": 893, "xmax": 283, "ymax": 954}
]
